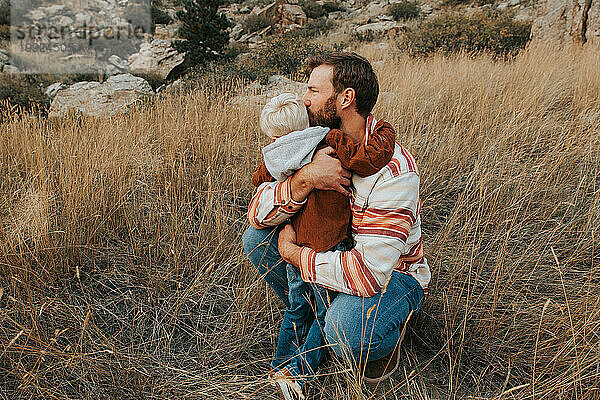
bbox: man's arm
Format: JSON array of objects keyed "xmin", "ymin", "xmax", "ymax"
[
  {"xmin": 247, "ymin": 147, "xmax": 352, "ymax": 228},
  {"xmin": 280, "ymin": 172, "xmax": 421, "ymax": 297}
]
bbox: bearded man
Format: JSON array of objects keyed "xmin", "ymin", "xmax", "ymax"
[{"xmin": 242, "ymin": 52, "xmax": 431, "ymax": 396}]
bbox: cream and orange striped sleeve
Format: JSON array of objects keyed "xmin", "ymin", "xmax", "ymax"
[
  {"xmin": 247, "ymin": 177, "xmax": 307, "ymax": 229},
  {"xmin": 297, "ymin": 172, "xmax": 421, "ymax": 297}
]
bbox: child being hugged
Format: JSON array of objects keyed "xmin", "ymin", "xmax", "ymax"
[{"xmin": 252, "ymin": 92, "xmax": 396, "ymax": 399}]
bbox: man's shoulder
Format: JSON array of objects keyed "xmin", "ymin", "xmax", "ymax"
[
  {"xmin": 352, "ymin": 144, "xmax": 420, "ymax": 200},
  {"xmin": 378, "ymin": 143, "xmax": 420, "ymax": 181}
]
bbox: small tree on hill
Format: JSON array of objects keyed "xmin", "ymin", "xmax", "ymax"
[{"xmin": 173, "ymin": 0, "xmax": 231, "ymax": 69}]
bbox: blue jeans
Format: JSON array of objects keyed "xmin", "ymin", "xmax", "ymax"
[
  {"xmin": 272, "ymin": 241, "xmax": 348, "ymax": 384},
  {"xmin": 242, "ymin": 225, "xmax": 425, "ymax": 370}
]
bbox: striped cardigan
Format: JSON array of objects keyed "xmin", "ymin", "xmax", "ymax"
[{"xmin": 247, "ymin": 117, "xmax": 431, "ymax": 297}]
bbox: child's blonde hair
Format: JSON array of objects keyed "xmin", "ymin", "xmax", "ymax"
[{"xmin": 260, "ymin": 93, "xmax": 309, "ymax": 139}]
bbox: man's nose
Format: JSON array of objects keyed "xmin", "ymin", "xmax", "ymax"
[{"xmin": 302, "ymin": 92, "xmax": 310, "ymax": 106}]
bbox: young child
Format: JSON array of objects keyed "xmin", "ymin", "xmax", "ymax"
[{"xmin": 253, "ymin": 93, "xmax": 396, "ymax": 399}]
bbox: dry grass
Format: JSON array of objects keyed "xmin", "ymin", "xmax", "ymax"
[{"xmin": 1, "ymin": 41, "xmax": 599, "ymax": 399}]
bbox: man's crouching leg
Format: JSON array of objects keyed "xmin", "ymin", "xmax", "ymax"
[
  {"xmin": 242, "ymin": 225, "xmax": 290, "ymax": 307},
  {"xmin": 322, "ymin": 272, "xmax": 424, "ymax": 378}
]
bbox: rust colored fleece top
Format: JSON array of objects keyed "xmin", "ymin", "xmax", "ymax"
[{"xmin": 252, "ymin": 119, "xmax": 396, "ymax": 252}]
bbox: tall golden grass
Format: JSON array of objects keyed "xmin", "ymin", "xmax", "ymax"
[{"xmin": 1, "ymin": 42, "xmax": 599, "ymax": 399}]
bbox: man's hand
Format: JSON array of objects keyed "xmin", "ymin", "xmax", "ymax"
[
  {"xmin": 303, "ymin": 147, "xmax": 352, "ymax": 197},
  {"xmin": 278, "ymin": 224, "xmax": 302, "ymax": 267}
]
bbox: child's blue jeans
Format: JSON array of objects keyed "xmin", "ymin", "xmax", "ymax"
[{"xmin": 270, "ymin": 240, "xmax": 350, "ymax": 384}]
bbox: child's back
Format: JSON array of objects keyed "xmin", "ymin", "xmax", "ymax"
[{"xmin": 254, "ymin": 94, "xmax": 396, "ymax": 252}]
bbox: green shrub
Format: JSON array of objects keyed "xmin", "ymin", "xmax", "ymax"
[
  {"xmin": 151, "ymin": 0, "xmax": 173, "ymax": 25},
  {"xmin": 388, "ymin": 1, "xmax": 420, "ymax": 21},
  {"xmin": 350, "ymin": 29, "xmax": 377, "ymax": 43},
  {"xmin": 284, "ymin": 17, "xmax": 335, "ymax": 39},
  {"xmin": 300, "ymin": 0, "xmax": 326, "ymax": 19},
  {"xmin": 241, "ymin": 14, "xmax": 273, "ymax": 34},
  {"xmin": 0, "ymin": 0, "xmax": 9, "ymax": 26},
  {"xmin": 0, "ymin": 24, "xmax": 8, "ymax": 41},
  {"xmin": 0, "ymin": 73, "xmax": 50, "ymax": 116},
  {"xmin": 231, "ymin": 36, "xmax": 328, "ymax": 82},
  {"xmin": 323, "ymin": 1, "xmax": 346, "ymax": 13},
  {"xmin": 399, "ymin": 10, "xmax": 532, "ymax": 58},
  {"xmin": 222, "ymin": 41, "xmax": 250, "ymax": 60},
  {"xmin": 174, "ymin": 0, "xmax": 231, "ymax": 68}
]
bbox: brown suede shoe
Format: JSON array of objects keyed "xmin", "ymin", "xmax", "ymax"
[{"xmin": 363, "ymin": 310, "xmax": 413, "ymax": 384}]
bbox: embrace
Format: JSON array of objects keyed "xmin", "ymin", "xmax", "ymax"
[{"xmin": 242, "ymin": 52, "xmax": 431, "ymax": 399}]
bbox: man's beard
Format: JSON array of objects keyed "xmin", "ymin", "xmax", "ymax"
[{"xmin": 307, "ymin": 94, "xmax": 341, "ymax": 129}]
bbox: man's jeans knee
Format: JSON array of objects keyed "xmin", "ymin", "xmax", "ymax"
[{"xmin": 323, "ymin": 272, "xmax": 424, "ymax": 364}]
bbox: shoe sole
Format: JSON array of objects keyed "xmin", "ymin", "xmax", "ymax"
[{"xmin": 363, "ymin": 310, "xmax": 413, "ymax": 384}]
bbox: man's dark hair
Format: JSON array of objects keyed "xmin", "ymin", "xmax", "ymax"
[{"xmin": 305, "ymin": 52, "xmax": 379, "ymax": 117}]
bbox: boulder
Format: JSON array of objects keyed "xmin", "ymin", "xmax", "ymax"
[
  {"xmin": 45, "ymin": 5, "xmax": 66, "ymax": 15},
  {"xmin": 26, "ymin": 9, "xmax": 47, "ymax": 21},
  {"xmin": 231, "ymin": 23, "xmax": 244, "ymax": 40},
  {"xmin": 49, "ymin": 74, "xmax": 153, "ymax": 118},
  {"xmin": 421, "ymin": 4, "xmax": 433, "ymax": 14},
  {"xmin": 128, "ymin": 39, "xmax": 185, "ymax": 80},
  {"xmin": 45, "ymin": 82, "xmax": 69, "ymax": 100},
  {"xmin": 0, "ymin": 50, "xmax": 8, "ymax": 68},
  {"xmin": 531, "ymin": 0, "xmax": 600, "ymax": 45},
  {"xmin": 258, "ymin": 0, "xmax": 307, "ymax": 27},
  {"xmin": 154, "ymin": 25, "xmax": 171, "ymax": 39},
  {"xmin": 3, "ymin": 65, "xmax": 20, "ymax": 74},
  {"xmin": 109, "ymin": 55, "xmax": 129, "ymax": 71},
  {"xmin": 76, "ymin": 13, "xmax": 92, "ymax": 25},
  {"xmin": 58, "ymin": 16, "xmax": 73, "ymax": 26}
]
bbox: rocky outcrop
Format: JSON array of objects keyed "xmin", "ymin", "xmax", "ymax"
[
  {"xmin": 531, "ymin": 0, "xmax": 600, "ymax": 45},
  {"xmin": 128, "ymin": 39, "xmax": 186, "ymax": 80},
  {"xmin": 49, "ymin": 74, "xmax": 153, "ymax": 118},
  {"xmin": 257, "ymin": 0, "xmax": 307, "ymax": 28},
  {"xmin": 0, "ymin": 49, "xmax": 8, "ymax": 70}
]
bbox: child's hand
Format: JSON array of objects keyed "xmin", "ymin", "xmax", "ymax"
[{"xmin": 278, "ymin": 224, "xmax": 301, "ymax": 266}]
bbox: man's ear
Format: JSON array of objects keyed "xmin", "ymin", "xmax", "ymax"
[{"xmin": 339, "ymin": 88, "xmax": 356, "ymax": 111}]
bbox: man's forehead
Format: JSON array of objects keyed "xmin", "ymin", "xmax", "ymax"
[{"xmin": 307, "ymin": 64, "xmax": 334, "ymax": 88}]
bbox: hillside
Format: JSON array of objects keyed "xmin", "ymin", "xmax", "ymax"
[{"xmin": 1, "ymin": 41, "xmax": 599, "ymax": 399}]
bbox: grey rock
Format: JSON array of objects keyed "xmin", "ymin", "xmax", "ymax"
[
  {"xmin": 497, "ymin": 2, "xmax": 509, "ymax": 10},
  {"xmin": 103, "ymin": 64, "xmax": 122, "ymax": 76},
  {"xmin": 0, "ymin": 51, "xmax": 8, "ymax": 67},
  {"xmin": 231, "ymin": 23, "xmax": 244, "ymax": 40},
  {"xmin": 531, "ymin": 0, "xmax": 600, "ymax": 45},
  {"xmin": 76, "ymin": 13, "xmax": 92, "ymax": 25},
  {"xmin": 58, "ymin": 16, "xmax": 73, "ymax": 26},
  {"xmin": 49, "ymin": 73, "xmax": 153, "ymax": 118},
  {"xmin": 128, "ymin": 39, "xmax": 185, "ymax": 80},
  {"xmin": 45, "ymin": 82, "xmax": 69, "ymax": 100},
  {"xmin": 109, "ymin": 55, "xmax": 129, "ymax": 71},
  {"xmin": 421, "ymin": 4, "xmax": 433, "ymax": 14},
  {"xmin": 3, "ymin": 65, "xmax": 20, "ymax": 74},
  {"xmin": 26, "ymin": 9, "xmax": 47, "ymax": 21},
  {"xmin": 239, "ymin": 6, "xmax": 251, "ymax": 13},
  {"xmin": 44, "ymin": 5, "xmax": 66, "ymax": 15}
]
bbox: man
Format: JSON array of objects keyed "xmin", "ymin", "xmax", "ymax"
[{"xmin": 242, "ymin": 52, "xmax": 431, "ymax": 392}]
